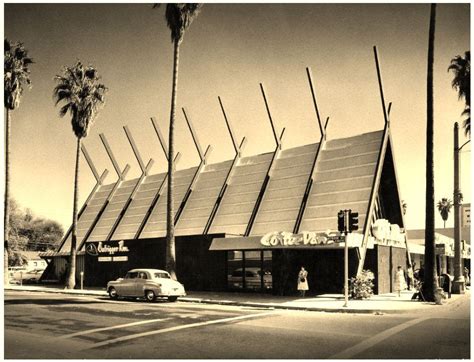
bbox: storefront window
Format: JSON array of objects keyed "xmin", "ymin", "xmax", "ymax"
[{"xmin": 226, "ymin": 250, "xmax": 272, "ymax": 292}]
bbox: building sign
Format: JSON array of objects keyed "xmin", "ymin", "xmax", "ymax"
[
  {"xmin": 97, "ymin": 240, "xmax": 129, "ymax": 255},
  {"xmin": 462, "ymin": 204, "xmax": 470, "ymax": 227},
  {"xmin": 260, "ymin": 231, "xmax": 344, "ymax": 247},
  {"xmin": 371, "ymin": 219, "xmax": 406, "ymax": 248}
]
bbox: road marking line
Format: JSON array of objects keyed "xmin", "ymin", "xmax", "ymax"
[
  {"xmin": 329, "ymin": 317, "xmax": 429, "ymax": 359},
  {"xmin": 58, "ymin": 318, "xmax": 171, "ymax": 339},
  {"xmin": 85, "ymin": 311, "xmax": 277, "ymax": 349}
]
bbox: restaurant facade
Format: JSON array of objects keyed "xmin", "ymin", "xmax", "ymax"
[{"xmin": 40, "ymin": 115, "xmax": 420, "ymax": 296}]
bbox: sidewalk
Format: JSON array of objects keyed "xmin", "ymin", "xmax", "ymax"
[{"xmin": 5, "ymin": 284, "xmax": 469, "ymax": 314}]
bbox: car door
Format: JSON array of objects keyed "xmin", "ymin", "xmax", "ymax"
[
  {"xmin": 134, "ymin": 271, "xmax": 148, "ymax": 296},
  {"xmin": 119, "ymin": 272, "xmax": 138, "ymax": 296}
]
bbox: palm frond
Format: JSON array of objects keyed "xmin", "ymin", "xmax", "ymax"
[
  {"xmin": 165, "ymin": 3, "xmax": 203, "ymax": 43},
  {"xmin": 4, "ymin": 39, "xmax": 33, "ymax": 110}
]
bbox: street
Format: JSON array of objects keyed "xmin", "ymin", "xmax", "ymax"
[{"xmin": 4, "ymin": 290, "xmax": 470, "ymax": 359}]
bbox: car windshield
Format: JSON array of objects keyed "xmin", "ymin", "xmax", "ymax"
[
  {"xmin": 125, "ymin": 272, "xmax": 138, "ymax": 279},
  {"xmin": 154, "ymin": 272, "xmax": 171, "ymax": 279}
]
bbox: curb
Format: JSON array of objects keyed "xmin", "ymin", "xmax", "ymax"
[{"xmin": 5, "ymin": 286, "xmax": 421, "ymax": 314}]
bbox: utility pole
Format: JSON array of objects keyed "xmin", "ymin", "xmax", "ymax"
[{"xmin": 452, "ymin": 122, "xmax": 469, "ymax": 294}]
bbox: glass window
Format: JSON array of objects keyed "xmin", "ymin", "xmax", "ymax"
[
  {"xmin": 228, "ymin": 251, "xmax": 243, "ymax": 290},
  {"xmin": 125, "ymin": 272, "xmax": 138, "ymax": 279},
  {"xmin": 154, "ymin": 272, "xmax": 171, "ymax": 279}
]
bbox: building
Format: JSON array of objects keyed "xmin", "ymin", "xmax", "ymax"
[{"xmin": 41, "ymin": 115, "xmax": 414, "ymax": 295}]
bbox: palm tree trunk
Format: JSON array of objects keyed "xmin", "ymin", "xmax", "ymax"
[
  {"xmin": 423, "ymin": 3, "xmax": 439, "ymax": 302},
  {"xmin": 4, "ymin": 108, "xmax": 11, "ymax": 285},
  {"xmin": 66, "ymin": 137, "xmax": 81, "ymax": 289},
  {"xmin": 166, "ymin": 39, "xmax": 180, "ymax": 280}
]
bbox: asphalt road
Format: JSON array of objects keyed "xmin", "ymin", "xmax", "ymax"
[{"xmin": 4, "ymin": 290, "xmax": 470, "ymax": 359}]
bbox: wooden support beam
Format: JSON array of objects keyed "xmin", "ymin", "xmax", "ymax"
[
  {"xmin": 245, "ymin": 129, "xmax": 285, "ymax": 236},
  {"xmin": 260, "ymin": 83, "xmax": 281, "ymax": 148},
  {"xmin": 306, "ymin": 67, "xmax": 324, "ymax": 137},
  {"xmin": 81, "ymin": 144, "xmax": 100, "ymax": 182},
  {"xmin": 99, "ymin": 133, "xmax": 127, "ymax": 179},
  {"xmin": 182, "ymin": 107, "xmax": 205, "ymax": 161},
  {"xmin": 151, "ymin": 117, "xmax": 168, "ymax": 160},
  {"xmin": 204, "ymin": 136, "xmax": 247, "ymax": 234},
  {"xmin": 124, "ymin": 125, "xmax": 146, "ymax": 172},
  {"xmin": 374, "ymin": 46, "xmax": 390, "ymax": 126},
  {"xmin": 135, "ymin": 152, "xmax": 181, "ymax": 239},
  {"xmin": 218, "ymin": 96, "xmax": 239, "ymax": 154}
]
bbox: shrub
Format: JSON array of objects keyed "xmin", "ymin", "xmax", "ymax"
[{"xmin": 349, "ymin": 270, "xmax": 375, "ymax": 299}]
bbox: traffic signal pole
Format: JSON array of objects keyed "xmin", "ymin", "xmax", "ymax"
[{"xmin": 339, "ymin": 209, "xmax": 359, "ymax": 307}]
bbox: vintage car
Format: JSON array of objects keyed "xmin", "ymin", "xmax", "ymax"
[
  {"xmin": 107, "ymin": 268, "xmax": 186, "ymax": 302},
  {"xmin": 228, "ymin": 267, "xmax": 272, "ymax": 290}
]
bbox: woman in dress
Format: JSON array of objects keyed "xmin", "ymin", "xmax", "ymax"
[
  {"xmin": 394, "ymin": 265, "xmax": 406, "ymax": 297},
  {"xmin": 297, "ymin": 266, "xmax": 309, "ymax": 297}
]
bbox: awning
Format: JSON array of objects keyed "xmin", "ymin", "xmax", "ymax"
[{"xmin": 209, "ymin": 232, "xmax": 365, "ymax": 251}]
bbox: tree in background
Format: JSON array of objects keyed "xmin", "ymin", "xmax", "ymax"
[
  {"xmin": 4, "ymin": 39, "xmax": 34, "ymax": 284},
  {"xmin": 6, "ymin": 198, "xmax": 63, "ymax": 266},
  {"xmin": 53, "ymin": 62, "xmax": 107, "ymax": 289},
  {"xmin": 423, "ymin": 4, "xmax": 441, "ymax": 303},
  {"xmin": 159, "ymin": 4, "xmax": 203, "ymax": 279},
  {"xmin": 437, "ymin": 198, "xmax": 453, "ymax": 228},
  {"xmin": 448, "ymin": 51, "xmax": 470, "ymax": 137}
]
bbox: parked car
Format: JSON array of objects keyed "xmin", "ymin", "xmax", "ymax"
[
  {"xmin": 228, "ymin": 267, "xmax": 272, "ymax": 290},
  {"xmin": 107, "ymin": 269, "xmax": 186, "ymax": 302},
  {"xmin": 8, "ymin": 267, "xmax": 43, "ymax": 284}
]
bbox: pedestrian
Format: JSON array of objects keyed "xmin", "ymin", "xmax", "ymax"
[
  {"xmin": 394, "ymin": 265, "xmax": 406, "ymax": 297},
  {"xmin": 406, "ymin": 264, "xmax": 414, "ymax": 291},
  {"xmin": 297, "ymin": 266, "xmax": 309, "ymax": 297}
]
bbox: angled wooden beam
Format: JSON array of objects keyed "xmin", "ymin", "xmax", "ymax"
[
  {"xmin": 306, "ymin": 67, "xmax": 325, "ymax": 137},
  {"xmin": 56, "ymin": 169, "xmax": 108, "ymax": 252},
  {"xmin": 218, "ymin": 96, "xmax": 239, "ymax": 154},
  {"xmin": 175, "ymin": 145, "xmax": 212, "ymax": 224},
  {"xmin": 99, "ymin": 133, "xmax": 128, "ymax": 180},
  {"xmin": 151, "ymin": 116, "xmax": 169, "ymax": 160},
  {"xmin": 135, "ymin": 152, "xmax": 181, "ymax": 239},
  {"xmin": 123, "ymin": 125, "xmax": 147, "ymax": 173},
  {"xmin": 374, "ymin": 46, "xmax": 390, "ymax": 126},
  {"xmin": 294, "ymin": 117, "xmax": 331, "ymax": 233},
  {"xmin": 81, "ymin": 144, "xmax": 100, "ymax": 182},
  {"xmin": 245, "ymin": 128, "xmax": 286, "ymax": 236},
  {"xmin": 204, "ymin": 137, "xmax": 247, "ymax": 234},
  {"xmin": 260, "ymin": 83, "xmax": 281, "ymax": 149},
  {"xmin": 106, "ymin": 159, "xmax": 154, "ymax": 241},
  {"xmin": 182, "ymin": 107, "xmax": 205, "ymax": 162}
]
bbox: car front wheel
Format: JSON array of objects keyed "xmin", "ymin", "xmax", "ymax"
[
  {"xmin": 145, "ymin": 290, "xmax": 156, "ymax": 302},
  {"xmin": 168, "ymin": 296, "xmax": 178, "ymax": 302},
  {"xmin": 108, "ymin": 287, "xmax": 118, "ymax": 300}
]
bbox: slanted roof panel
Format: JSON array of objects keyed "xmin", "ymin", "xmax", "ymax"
[
  {"xmin": 139, "ymin": 166, "xmax": 199, "ymax": 239},
  {"xmin": 59, "ymin": 183, "xmax": 113, "ymax": 252},
  {"xmin": 111, "ymin": 173, "xmax": 166, "ymax": 241},
  {"xmin": 208, "ymin": 152, "xmax": 273, "ymax": 236},
  {"xmin": 175, "ymin": 160, "xmax": 233, "ymax": 236},
  {"xmin": 250, "ymin": 143, "xmax": 319, "ymax": 235},
  {"xmin": 299, "ymin": 130, "xmax": 383, "ymax": 233},
  {"xmin": 87, "ymin": 179, "xmax": 138, "ymax": 242}
]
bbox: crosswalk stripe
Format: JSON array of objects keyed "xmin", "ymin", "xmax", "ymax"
[
  {"xmin": 85, "ymin": 311, "xmax": 277, "ymax": 349},
  {"xmin": 329, "ymin": 317, "xmax": 429, "ymax": 359},
  {"xmin": 58, "ymin": 318, "xmax": 171, "ymax": 339}
]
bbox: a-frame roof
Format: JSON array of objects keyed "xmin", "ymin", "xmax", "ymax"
[{"xmin": 57, "ymin": 127, "xmax": 406, "ymax": 256}]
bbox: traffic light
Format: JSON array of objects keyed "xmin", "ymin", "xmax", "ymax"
[
  {"xmin": 349, "ymin": 210, "xmax": 359, "ymax": 232},
  {"xmin": 337, "ymin": 210, "xmax": 345, "ymax": 232}
]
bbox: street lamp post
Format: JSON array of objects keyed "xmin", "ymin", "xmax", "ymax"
[{"xmin": 452, "ymin": 122, "xmax": 469, "ymax": 294}]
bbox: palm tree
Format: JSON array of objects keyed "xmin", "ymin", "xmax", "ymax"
[
  {"xmin": 423, "ymin": 3, "xmax": 440, "ymax": 303},
  {"xmin": 4, "ymin": 39, "xmax": 33, "ymax": 284},
  {"xmin": 448, "ymin": 51, "xmax": 470, "ymax": 137},
  {"xmin": 437, "ymin": 198, "xmax": 453, "ymax": 228},
  {"xmin": 53, "ymin": 61, "xmax": 107, "ymax": 289},
  {"xmin": 160, "ymin": 3, "xmax": 203, "ymax": 279}
]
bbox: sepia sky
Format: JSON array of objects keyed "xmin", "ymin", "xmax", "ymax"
[{"xmin": 3, "ymin": 3, "xmax": 471, "ymax": 232}]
